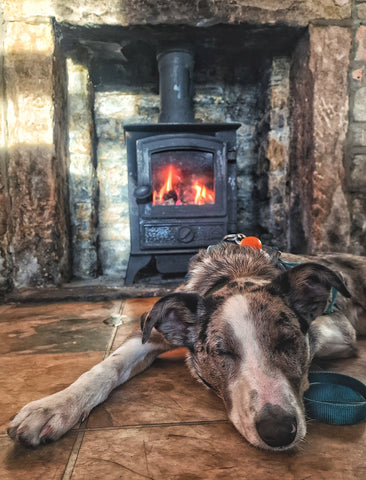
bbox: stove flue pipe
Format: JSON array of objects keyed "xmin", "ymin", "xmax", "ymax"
[{"xmin": 157, "ymin": 48, "xmax": 194, "ymax": 123}]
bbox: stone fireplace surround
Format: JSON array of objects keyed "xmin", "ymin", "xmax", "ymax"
[{"xmin": 0, "ymin": 0, "xmax": 365, "ymax": 299}]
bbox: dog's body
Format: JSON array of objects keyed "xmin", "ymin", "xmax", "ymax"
[{"xmin": 8, "ymin": 243, "xmax": 366, "ymax": 451}]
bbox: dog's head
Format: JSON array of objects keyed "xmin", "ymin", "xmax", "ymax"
[{"xmin": 141, "ymin": 260, "xmax": 350, "ymax": 451}]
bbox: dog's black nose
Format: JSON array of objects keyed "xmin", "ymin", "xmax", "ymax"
[{"xmin": 255, "ymin": 403, "xmax": 297, "ymax": 448}]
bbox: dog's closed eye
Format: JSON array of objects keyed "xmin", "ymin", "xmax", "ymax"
[
  {"xmin": 213, "ymin": 335, "xmax": 239, "ymax": 359},
  {"xmin": 216, "ymin": 348, "xmax": 237, "ymax": 359}
]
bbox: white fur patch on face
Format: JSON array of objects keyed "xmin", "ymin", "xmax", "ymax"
[
  {"xmin": 241, "ymin": 277, "xmax": 272, "ymax": 287},
  {"xmin": 222, "ymin": 294, "xmax": 306, "ymax": 450}
]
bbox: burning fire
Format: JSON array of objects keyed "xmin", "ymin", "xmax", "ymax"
[
  {"xmin": 192, "ymin": 182, "xmax": 215, "ymax": 205},
  {"xmin": 152, "ymin": 164, "xmax": 215, "ymax": 206}
]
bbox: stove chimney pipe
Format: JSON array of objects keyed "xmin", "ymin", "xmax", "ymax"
[{"xmin": 157, "ymin": 48, "xmax": 194, "ymax": 123}]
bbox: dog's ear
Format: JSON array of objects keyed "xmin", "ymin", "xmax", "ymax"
[
  {"xmin": 141, "ymin": 292, "xmax": 205, "ymax": 347},
  {"xmin": 269, "ymin": 263, "xmax": 351, "ymax": 331}
]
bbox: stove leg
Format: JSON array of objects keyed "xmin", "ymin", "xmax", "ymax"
[{"xmin": 125, "ymin": 255, "xmax": 152, "ymax": 285}]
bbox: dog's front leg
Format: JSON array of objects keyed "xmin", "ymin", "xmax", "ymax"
[{"xmin": 8, "ymin": 331, "xmax": 171, "ymax": 447}]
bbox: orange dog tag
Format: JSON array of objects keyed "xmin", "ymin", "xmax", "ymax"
[{"xmin": 239, "ymin": 236, "xmax": 262, "ymax": 249}]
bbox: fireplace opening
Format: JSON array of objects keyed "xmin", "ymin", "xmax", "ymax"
[{"xmin": 54, "ymin": 22, "xmax": 310, "ymax": 285}]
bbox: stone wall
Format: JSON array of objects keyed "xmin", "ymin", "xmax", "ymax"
[
  {"xmin": 0, "ymin": 4, "xmax": 11, "ymax": 293},
  {"xmin": 288, "ymin": 32, "xmax": 314, "ymax": 254},
  {"xmin": 2, "ymin": 20, "xmax": 70, "ymax": 293},
  {"xmin": 94, "ymin": 91, "xmax": 155, "ymax": 277},
  {"xmin": 1, "ymin": 0, "xmax": 365, "ymax": 296},
  {"xmin": 348, "ymin": 15, "xmax": 366, "ymax": 255},
  {"xmin": 256, "ymin": 57, "xmax": 291, "ymax": 248},
  {"xmin": 2, "ymin": 0, "xmax": 351, "ymax": 26},
  {"xmin": 309, "ymin": 26, "xmax": 351, "ymax": 253},
  {"xmin": 67, "ymin": 59, "xmax": 98, "ymax": 279}
]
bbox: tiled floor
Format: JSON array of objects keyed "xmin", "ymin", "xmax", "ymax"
[{"xmin": 0, "ymin": 298, "xmax": 365, "ymax": 479}]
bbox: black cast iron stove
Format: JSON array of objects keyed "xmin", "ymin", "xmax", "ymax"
[{"xmin": 124, "ymin": 48, "xmax": 240, "ymax": 284}]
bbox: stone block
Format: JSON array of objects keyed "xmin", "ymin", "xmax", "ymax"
[
  {"xmin": 72, "ymin": 241, "xmax": 98, "ymax": 279},
  {"xmin": 3, "ymin": 0, "xmax": 352, "ymax": 25},
  {"xmin": 67, "ymin": 59, "xmax": 98, "ymax": 279},
  {"xmin": 3, "ymin": 1, "xmax": 54, "ymax": 20},
  {"xmin": 351, "ymin": 195, "xmax": 366, "ymax": 255},
  {"xmin": 5, "ymin": 22, "xmax": 54, "ymax": 147},
  {"xmin": 349, "ymin": 154, "xmax": 366, "ymax": 191},
  {"xmin": 321, "ymin": 184, "xmax": 351, "ymax": 252},
  {"xmin": 357, "ymin": 3, "xmax": 366, "ymax": 19},
  {"xmin": 255, "ymin": 56, "xmax": 290, "ymax": 249},
  {"xmin": 8, "ymin": 146, "xmax": 66, "ymax": 287},
  {"xmin": 266, "ymin": 137, "xmax": 288, "ymax": 172},
  {"xmin": 95, "ymin": 118, "xmax": 119, "ymax": 141},
  {"xmin": 55, "ymin": 1, "xmax": 350, "ymax": 26},
  {"xmin": 353, "ymin": 87, "xmax": 366, "ymax": 121},
  {"xmin": 0, "ymin": 193, "xmax": 7, "ymax": 237},
  {"xmin": 309, "ymin": 25, "xmax": 351, "ymax": 252},
  {"xmin": 4, "ymin": 21, "xmax": 70, "ymax": 287},
  {"xmin": 350, "ymin": 123, "xmax": 366, "ymax": 146},
  {"xmin": 355, "ymin": 25, "xmax": 366, "ymax": 61},
  {"xmin": 98, "ymin": 236, "xmax": 130, "ymax": 278},
  {"xmin": 0, "ymin": 159, "xmax": 10, "ymax": 293},
  {"xmin": 0, "ymin": 251, "xmax": 9, "ymax": 293}
]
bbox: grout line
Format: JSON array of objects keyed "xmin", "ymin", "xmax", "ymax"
[
  {"xmin": 77, "ymin": 419, "xmax": 231, "ymax": 432},
  {"xmin": 104, "ymin": 325, "xmax": 118, "ymax": 359},
  {"xmin": 61, "ymin": 430, "xmax": 86, "ymax": 480},
  {"xmin": 104, "ymin": 298, "xmax": 125, "ymax": 358},
  {"xmin": 61, "ymin": 298, "xmax": 126, "ymax": 479},
  {"xmin": 118, "ymin": 298, "xmax": 125, "ymax": 316}
]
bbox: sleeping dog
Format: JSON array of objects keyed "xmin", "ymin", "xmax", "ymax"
[{"xmin": 8, "ymin": 242, "xmax": 366, "ymax": 450}]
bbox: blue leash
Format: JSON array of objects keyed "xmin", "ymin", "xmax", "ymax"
[{"xmin": 305, "ymin": 372, "xmax": 366, "ymax": 425}]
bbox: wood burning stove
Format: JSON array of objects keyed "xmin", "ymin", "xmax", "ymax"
[{"xmin": 124, "ymin": 48, "xmax": 240, "ymax": 284}]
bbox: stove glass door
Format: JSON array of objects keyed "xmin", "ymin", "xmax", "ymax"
[{"xmin": 151, "ymin": 150, "xmax": 215, "ymax": 206}]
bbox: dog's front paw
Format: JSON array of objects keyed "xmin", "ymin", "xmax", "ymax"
[{"xmin": 7, "ymin": 393, "xmax": 86, "ymax": 447}]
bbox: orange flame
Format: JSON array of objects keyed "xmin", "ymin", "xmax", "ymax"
[
  {"xmin": 153, "ymin": 164, "xmax": 214, "ymax": 206},
  {"xmin": 154, "ymin": 165, "xmax": 179, "ymax": 204},
  {"xmin": 193, "ymin": 183, "xmax": 215, "ymax": 205}
]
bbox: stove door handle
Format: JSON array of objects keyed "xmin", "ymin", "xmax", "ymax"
[{"xmin": 134, "ymin": 185, "xmax": 152, "ymax": 202}]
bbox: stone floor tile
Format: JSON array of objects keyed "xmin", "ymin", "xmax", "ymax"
[
  {"xmin": 86, "ymin": 356, "xmax": 226, "ymax": 429},
  {"xmin": 71, "ymin": 422, "xmax": 366, "ymax": 480},
  {"xmin": 0, "ymin": 301, "xmax": 120, "ymax": 355},
  {"xmin": 0, "ymin": 431, "xmax": 77, "ymax": 480},
  {"xmin": 1, "ymin": 298, "xmax": 365, "ymax": 480},
  {"xmin": 0, "ymin": 304, "xmax": 13, "ymax": 316},
  {"xmin": 0, "ymin": 352, "xmax": 104, "ymax": 434}
]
